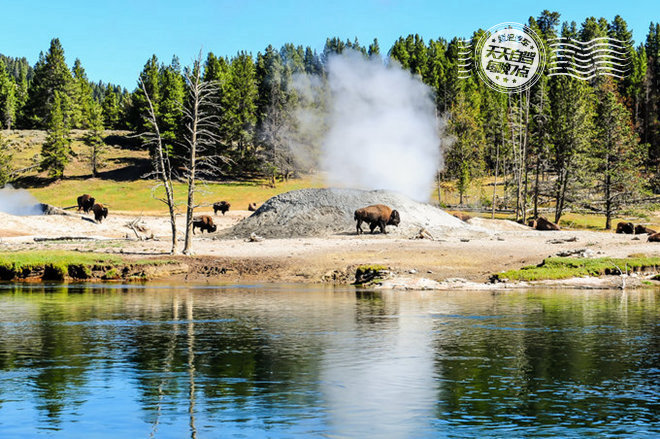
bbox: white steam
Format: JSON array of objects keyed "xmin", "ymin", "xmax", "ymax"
[
  {"xmin": 290, "ymin": 50, "xmax": 442, "ymax": 202},
  {"xmin": 0, "ymin": 185, "xmax": 43, "ymax": 215}
]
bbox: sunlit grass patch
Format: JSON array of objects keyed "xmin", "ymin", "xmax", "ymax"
[{"xmin": 494, "ymin": 256, "xmax": 660, "ymax": 282}]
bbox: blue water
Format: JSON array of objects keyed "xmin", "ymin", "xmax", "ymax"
[{"xmin": 0, "ymin": 284, "xmax": 658, "ymax": 438}]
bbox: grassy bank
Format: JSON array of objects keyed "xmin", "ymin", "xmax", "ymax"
[
  {"xmin": 0, "ymin": 251, "xmax": 179, "ymax": 281},
  {"xmin": 27, "ymin": 176, "xmax": 324, "ymax": 213},
  {"xmin": 493, "ymin": 256, "xmax": 660, "ymax": 282}
]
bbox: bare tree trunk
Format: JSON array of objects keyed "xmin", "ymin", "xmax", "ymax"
[
  {"xmin": 183, "ymin": 89, "xmax": 200, "ymax": 255},
  {"xmin": 533, "ymin": 152, "xmax": 541, "ymax": 219},
  {"xmin": 521, "ymin": 89, "xmax": 530, "ymax": 223},
  {"xmin": 555, "ymin": 168, "xmax": 569, "ymax": 224},
  {"xmin": 141, "ymin": 80, "xmax": 178, "ymax": 254},
  {"xmin": 492, "ymin": 142, "xmax": 500, "ymax": 219},
  {"xmin": 605, "ymin": 155, "xmax": 612, "ymax": 230},
  {"xmin": 181, "ymin": 55, "xmax": 225, "ymax": 255}
]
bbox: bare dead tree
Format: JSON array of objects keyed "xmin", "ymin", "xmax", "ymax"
[
  {"xmin": 139, "ymin": 79, "xmax": 179, "ymax": 254},
  {"xmin": 180, "ymin": 55, "xmax": 227, "ymax": 255}
]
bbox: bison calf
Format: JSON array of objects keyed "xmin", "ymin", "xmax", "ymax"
[
  {"xmin": 213, "ymin": 201, "xmax": 231, "ymax": 215},
  {"xmin": 77, "ymin": 194, "xmax": 95, "ymax": 213},
  {"xmin": 192, "ymin": 215, "xmax": 217, "ymax": 234},
  {"xmin": 616, "ymin": 221, "xmax": 634, "ymax": 234},
  {"xmin": 92, "ymin": 203, "xmax": 108, "ymax": 223},
  {"xmin": 354, "ymin": 204, "xmax": 400, "ymax": 235}
]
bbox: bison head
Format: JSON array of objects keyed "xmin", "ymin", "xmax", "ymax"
[
  {"xmin": 209, "ymin": 224, "xmax": 217, "ymax": 233},
  {"xmin": 388, "ymin": 209, "xmax": 400, "ymax": 226}
]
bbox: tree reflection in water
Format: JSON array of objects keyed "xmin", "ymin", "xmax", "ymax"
[{"xmin": 0, "ymin": 285, "xmax": 657, "ymax": 437}]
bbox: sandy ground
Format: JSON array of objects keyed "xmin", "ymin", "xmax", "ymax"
[{"xmin": 1, "ymin": 209, "xmax": 659, "ymax": 284}]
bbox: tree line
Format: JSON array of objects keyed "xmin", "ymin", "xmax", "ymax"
[{"xmin": 1, "ymin": 10, "xmax": 660, "ymax": 228}]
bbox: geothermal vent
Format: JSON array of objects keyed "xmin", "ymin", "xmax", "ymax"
[{"xmin": 221, "ymin": 188, "xmax": 478, "ymax": 239}]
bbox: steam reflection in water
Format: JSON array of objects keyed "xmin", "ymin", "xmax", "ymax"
[{"xmin": 0, "ymin": 284, "xmax": 657, "ymax": 438}]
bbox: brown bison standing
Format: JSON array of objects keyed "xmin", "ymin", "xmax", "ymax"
[
  {"xmin": 192, "ymin": 215, "xmax": 217, "ymax": 234},
  {"xmin": 92, "ymin": 203, "xmax": 108, "ymax": 223},
  {"xmin": 213, "ymin": 201, "xmax": 231, "ymax": 215},
  {"xmin": 77, "ymin": 194, "xmax": 95, "ymax": 213},
  {"xmin": 616, "ymin": 221, "xmax": 635, "ymax": 234},
  {"xmin": 354, "ymin": 204, "xmax": 401, "ymax": 235}
]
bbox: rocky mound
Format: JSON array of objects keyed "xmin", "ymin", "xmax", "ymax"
[{"xmin": 221, "ymin": 188, "xmax": 481, "ymax": 239}]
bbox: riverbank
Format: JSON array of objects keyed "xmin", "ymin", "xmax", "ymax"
[{"xmin": 1, "ymin": 208, "xmax": 660, "ymax": 287}]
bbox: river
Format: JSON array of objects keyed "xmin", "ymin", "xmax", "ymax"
[{"xmin": 0, "ymin": 284, "xmax": 658, "ymax": 438}]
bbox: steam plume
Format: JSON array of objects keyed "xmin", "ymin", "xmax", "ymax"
[
  {"xmin": 291, "ymin": 50, "xmax": 442, "ymax": 202},
  {"xmin": 0, "ymin": 185, "xmax": 43, "ymax": 215}
]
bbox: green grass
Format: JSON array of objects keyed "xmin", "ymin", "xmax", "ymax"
[
  {"xmin": 495, "ymin": 256, "xmax": 660, "ymax": 282},
  {"xmin": 0, "ymin": 251, "xmax": 175, "ymax": 281},
  {"xmin": 27, "ymin": 176, "xmax": 324, "ymax": 213},
  {"xmin": 0, "ymin": 251, "xmax": 122, "ymax": 269},
  {"xmin": 0, "ymin": 251, "xmax": 123, "ymax": 281}
]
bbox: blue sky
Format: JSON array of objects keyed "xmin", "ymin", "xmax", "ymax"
[{"xmin": 1, "ymin": 0, "xmax": 657, "ymax": 90}]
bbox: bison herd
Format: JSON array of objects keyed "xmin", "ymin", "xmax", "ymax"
[
  {"xmin": 615, "ymin": 221, "xmax": 660, "ymax": 241},
  {"xmin": 66, "ymin": 195, "xmax": 660, "ymax": 243},
  {"xmin": 77, "ymin": 194, "xmax": 108, "ymax": 223}
]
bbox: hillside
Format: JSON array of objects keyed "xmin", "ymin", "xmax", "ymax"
[{"xmin": 3, "ymin": 130, "xmax": 324, "ymax": 213}]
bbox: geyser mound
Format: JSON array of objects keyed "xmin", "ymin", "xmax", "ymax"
[{"xmin": 222, "ymin": 188, "xmax": 476, "ymax": 239}]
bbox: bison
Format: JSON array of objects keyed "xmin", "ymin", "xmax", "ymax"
[
  {"xmin": 92, "ymin": 203, "xmax": 108, "ymax": 223},
  {"xmin": 192, "ymin": 215, "xmax": 217, "ymax": 234},
  {"xmin": 213, "ymin": 201, "xmax": 231, "ymax": 215},
  {"xmin": 248, "ymin": 203, "xmax": 258, "ymax": 212},
  {"xmin": 452, "ymin": 212, "xmax": 472, "ymax": 222},
  {"xmin": 648, "ymin": 232, "xmax": 660, "ymax": 242},
  {"xmin": 635, "ymin": 224, "xmax": 656, "ymax": 235},
  {"xmin": 535, "ymin": 216, "xmax": 560, "ymax": 231},
  {"xmin": 77, "ymin": 194, "xmax": 95, "ymax": 213},
  {"xmin": 354, "ymin": 204, "xmax": 400, "ymax": 235},
  {"xmin": 616, "ymin": 221, "xmax": 634, "ymax": 234}
]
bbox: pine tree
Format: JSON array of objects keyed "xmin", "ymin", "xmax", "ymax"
[
  {"xmin": 72, "ymin": 58, "xmax": 95, "ymax": 128},
  {"xmin": 0, "ymin": 132, "xmax": 12, "ymax": 186},
  {"xmin": 549, "ymin": 76, "xmax": 594, "ymax": 222},
  {"xmin": 593, "ymin": 79, "xmax": 645, "ymax": 229},
  {"xmin": 131, "ymin": 55, "xmax": 161, "ymax": 133},
  {"xmin": 102, "ymin": 86, "xmax": 121, "ymax": 128},
  {"xmin": 85, "ymin": 100, "xmax": 105, "ymax": 177},
  {"xmin": 256, "ymin": 45, "xmax": 296, "ymax": 181},
  {"xmin": 40, "ymin": 92, "xmax": 72, "ymax": 179},
  {"xmin": 445, "ymin": 80, "xmax": 485, "ymax": 205},
  {"xmin": 223, "ymin": 52, "xmax": 258, "ymax": 170},
  {"xmin": 24, "ymin": 38, "xmax": 75, "ymax": 128},
  {"xmin": 368, "ymin": 39, "xmax": 381, "ymax": 57},
  {"xmin": 0, "ymin": 59, "xmax": 17, "ymax": 129},
  {"xmin": 303, "ymin": 47, "xmax": 322, "ymax": 75},
  {"xmin": 158, "ymin": 57, "xmax": 185, "ymax": 157},
  {"xmin": 14, "ymin": 63, "xmax": 29, "ymax": 127},
  {"xmin": 322, "ymin": 38, "xmax": 347, "ymax": 65}
]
